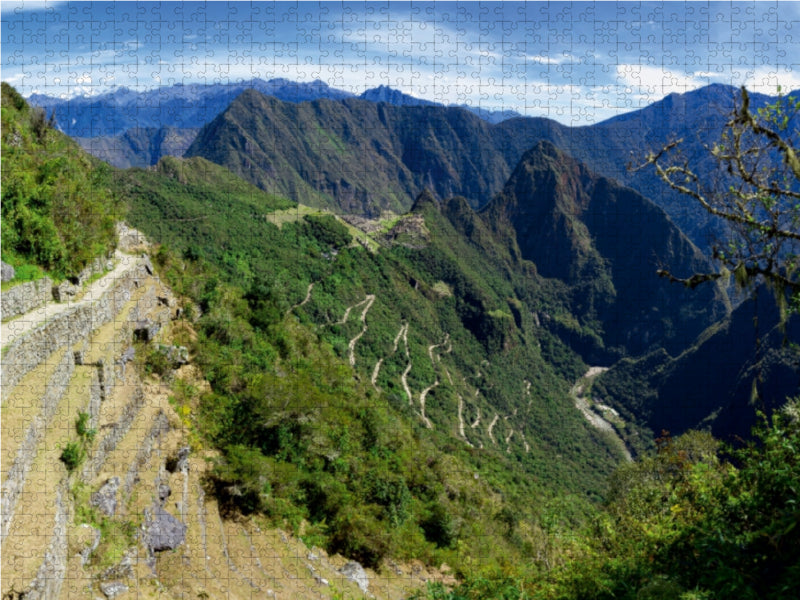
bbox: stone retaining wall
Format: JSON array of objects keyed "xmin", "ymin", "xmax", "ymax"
[
  {"xmin": 1, "ymin": 277, "xmax": 53, "ymax": 321},
  {"xmin": 24, "ymin": 479, "xmax": 68, "ymax": 600},
  {"xmin": 83, "ymin": 388, "xmax": 146, "ymax": 481},
  {"xmin": 0, "ymin": 258, "xmax": 150, "ymax": 402},
  {"xmin": 0, "ymin": 347, "xmax": 75, "ymax": 543}
]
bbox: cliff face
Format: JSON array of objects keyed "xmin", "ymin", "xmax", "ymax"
[{"xmin": 0, "ymin": 226, "xmax": 443, "ymax": 600}]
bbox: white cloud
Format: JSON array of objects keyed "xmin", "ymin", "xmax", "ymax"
[{"xmin": 615, "ymin": 64, "xmax": 707, "ymax": 98}]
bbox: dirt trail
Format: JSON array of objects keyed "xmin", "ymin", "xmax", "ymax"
[
  {"xmin": 1, "ymin": 250, "xmax": 135, "ymax": 349},
  {"xmin": 457, "ymin": 395, "xmax": 471, "ymax": 445},
  {"xmin": 371, "ymin": 359, "xmax": 384, "ymax": 389},
  {"xmin": 371, "ymin": 322, "xmax": 407, "ymax": 390},
  {"xmin": 398, "ymin": 324, "xmax": 413, "ymax": 405},
  {"xmin": 470, "ymin": 405, "xmax": 481, "ymax": 429},
  {"xmin": 487, "ymin": 413, "xmax": 499, "ymax": 445},
  {"xmin": 416, "ymin": 334, "xmax": 451, "ymax": 429},
  {"xmin": 418, "ymin": 383, "xmax": 436, "ymax": 429},
  {"xmin": 347, "ymin": 294, "xmax": 375, "ymax": 367},
  {"xmin": 286, "ymin": 282, "xmax": 314, "ymax": 316},
  {"xmin": 571, "ymin": 367, "xmax": 632, "ymax": 461},
  {"xmin": 336, "ymin": 293, "xmax": 371, "ymax": 325}
]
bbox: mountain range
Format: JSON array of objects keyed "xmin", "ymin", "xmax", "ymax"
[
  {"xmin": 5, "ymin": 75, "xmax": 800, "ymax": 598},
  {"xmin": 33, "ymin": 82, "xmax": 794, "ymax": 258}
]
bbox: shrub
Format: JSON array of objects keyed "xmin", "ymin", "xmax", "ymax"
[{"xmin": 60, "ymin": 441, "xmax": 86, "ymax": 472}]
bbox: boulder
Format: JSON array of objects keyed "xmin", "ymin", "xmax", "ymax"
[
  {"xmin": 91, "ymin": 477, "xmax": 120, "ymax": 517},
  {"xmin": 1, "ymin": 261, "xmax": 15, "ymax": 282},
  {"xmin": 340, "ymin": 561, "xmax": 369, "ymax": 593},
  {"xmin": 100, "ymin": 580, "xmax": 129, "ymax": 599},
  {"xmin": 145, "ymin": 505, "xmax": 186, "ymax": 552}
]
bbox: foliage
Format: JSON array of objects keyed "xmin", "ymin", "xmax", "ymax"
[
  {"xmin": 1, "ymin": 83, "xmax": 120, "ymax": 279},
  {"xmin": 424, "ymin": 409, "xmax": 800, "ymax": 599},
  {"xmin": 641, "ymin": 86, "xmax": 800, "ymax": 315},
  {"xmin": 60, "ymin": 411, "xmax": 96, "ymax": 472},
  {"xmin": 121, "ymin": 160, "xmax": 629, "ymax": 575},
  {"xmin": 59, "ymin": 440, "xmax": 86, "ymax": 472}
]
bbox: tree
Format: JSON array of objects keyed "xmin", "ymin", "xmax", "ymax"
[{"xmin": 638, "ymin": 86, "xmax": 800, "ymax": 319}]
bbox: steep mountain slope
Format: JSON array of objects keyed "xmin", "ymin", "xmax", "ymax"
[
  {"xmin": 31, "ymin": 80, "xmax": 517, "ymax": 168},
  {"xmin": 492, "ymin": 84, "xmax": 800, "ymax": 252},
  {"xmin": 593, "ymin": 293, "xmax": 800, "ymax": 442},
  {"xmin": 481, "ymin": 141, "xmax": 729, "ymax": 359},
  {"xmin": 184, "ymin": 84, "xmax": 795, "ymax": 256},
  {"xmin": 116, "ymin": 149, "xmax": 639, "ymax": 574},
  {"xmin": 0, "ymin": 83, "xmax": 120, "ymax": 280},
  {"xmin": 34, "ymin": 81, "xmax": 795, "ymax": 255},
  {"xmin": 75, "ymin": 126, "xmax": 199, "ymax": 169},
  {"xmin": 184, "ymin": 89, "xmax": 532, "ymax": 214}
]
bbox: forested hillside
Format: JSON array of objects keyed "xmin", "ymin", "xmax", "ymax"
[
  {"xmin": 3, "ymin": 78, "xmax": 799, "ymax": 599},
  {"xmin": 1, "ymin": 83, "xmax": 120, "ymax": 280}
]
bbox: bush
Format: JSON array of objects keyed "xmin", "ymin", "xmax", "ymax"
[{"xmin": 60, "ymin": 441, "xmax": 86, "ymax": 472}]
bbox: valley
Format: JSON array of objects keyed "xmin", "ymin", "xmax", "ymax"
[{"xmin": 2, "ymin": 74, "xmax": 799, "ymax": 600}]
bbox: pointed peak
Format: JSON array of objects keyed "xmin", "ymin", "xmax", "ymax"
[
  {"xmin": 518, "ymin": 139, "xmax": 566, "ymax": 164},
  {"xmin": 410, "ymin": 189, "xmax": 439, "ymax": 213}
]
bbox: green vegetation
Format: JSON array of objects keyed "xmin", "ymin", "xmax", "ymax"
[
  {"xmin": 8, "ymin": 77, "xmax": 797, "ymax": 597},
  {"xmin": 424, "ymin": 408, "xmax": 800, "ymax": 599},
  {"xmin": 1, "ymin": 83, "xmax": 120, "ymax": 280},
  {"xmin": 119, "ymin": 155, "xmax": 628, "ymax": 574},
  {"xmin": 60, "ymin": 411, "xmax": 96, "ymax": 472}
]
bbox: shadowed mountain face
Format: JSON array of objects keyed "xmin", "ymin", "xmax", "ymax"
[
  {"xmin": 481, "ymin": 141, "xmax": 729, "ymax": 360},
  {"xmin": 182, "ymin": 85, "xmax": 794, "ymax": 255},
  {"xmin": 75, "ymin": 126, "xmax": 200, "ymax": 168},
  {"xmin": 184, "ymin": 90, "xmax": 522, "ymax": 215},
  {"xmin": 594, "ymin": 294, "xmax": 800, "ymax": 442},
  {"xmin": 35, "ymin": 82, "xmax": 796, "ymax": 256}
]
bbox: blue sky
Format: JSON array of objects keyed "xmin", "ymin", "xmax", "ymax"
[{"xmin": 2, "ymin": 1, "xmax": 799, "ymax": 124}]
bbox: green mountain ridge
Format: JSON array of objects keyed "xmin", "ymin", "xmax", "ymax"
[
  {"xmin": 185, "ymin": 89, "xmax": 543, "ymax": 215},
  {"xmin": 118, "ymin": 148, "xmax": 628, "ymax": 571}
]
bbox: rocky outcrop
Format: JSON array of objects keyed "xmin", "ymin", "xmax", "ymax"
[
  {"xmin": 116, "ymin": 221, "xmax": 150, "ymax": 253},
  {"xmin": 99, "ymin": 581, "xmax": 129, "ymax": 599},
  {"xmin": 1, "ymin": 261, "xmax": 15, "ymax": 282},
  {"xmin": 91, "ymin": 477, "xmax": 121, "ymax": 517},
  {"xmin": 340, "ymin": 561, "xmax": 369, "ymax": 593},
  {"xmin": 145, "ymin": 505, "xmax": 187, "ymax": 552}
]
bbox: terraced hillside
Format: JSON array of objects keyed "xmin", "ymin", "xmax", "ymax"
[{"xmin": 1, "ymin": 227, "xmax": 450, "ymax": 600}]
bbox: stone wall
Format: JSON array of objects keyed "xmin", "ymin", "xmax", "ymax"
[
  {"xmin": 0, "ymin": 347, "xmax": 75, "ymax": 543},
  {"xmin": 1, "ymin": 277, "xmax": 53, "ymax": 321},
  {"xmin": 0, "ymin": 258, "xmax": 151, "ymax": 403},
  {"xmin": 24, "ymin": 479, "xmax": 69, "ymax": 600}
]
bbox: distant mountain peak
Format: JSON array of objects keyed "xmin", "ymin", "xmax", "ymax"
[{"xmin": 359, "ymin": 85, "xmax": 439, "ymax": 107}]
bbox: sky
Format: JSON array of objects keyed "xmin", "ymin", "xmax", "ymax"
[{"xmin": 2, "ymin": 1, "xmax": 800, "ymax": 125}]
